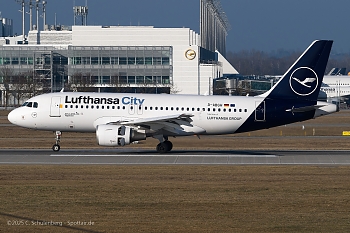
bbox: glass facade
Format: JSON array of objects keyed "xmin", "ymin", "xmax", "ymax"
[
  {"xmin": 0, "ymin": 45, "xmax": 173, "ymax": 92},
  {"xmin": 68, "ymin": 46, "xmax": 173, "ymax": 87}
]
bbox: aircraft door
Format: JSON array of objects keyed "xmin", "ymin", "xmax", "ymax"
[
  {"xmin": 50, "ymin": 96, "xmax": 61, "ymax": 117},
  {"xmin": 137, "ymin": 105, "xmax": 143, "ymax": 115},
  {"xmin": 255, "ymin": 101, "xmax": 265, "ymax": 121},
  {"xmin": 128, "ymin": 105, "xmax": 135, "ymax": 115}
]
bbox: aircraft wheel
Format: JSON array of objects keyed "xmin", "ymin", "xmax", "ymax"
[
  {"xmin": 164, "ymin": 140, "xmax": 173, "ymax": 151},
  {"xmin": 156, "ymin": 142, "xmax": 169, "ymax": 153},
  {"xmin": 52, "ymin": 144, "xmax": 60, "ymax": 152}
]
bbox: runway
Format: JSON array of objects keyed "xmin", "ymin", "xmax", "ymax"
[{"xmin": 0, "ymin": 149, "xmax": 350, "ymax": 165}]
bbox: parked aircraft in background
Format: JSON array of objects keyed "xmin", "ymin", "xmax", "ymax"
[
  {"xmin": 8, "ymin": 40, "xmax": 337, "ymax": 153},
  {"xmin": 321, "ymin": 75, "xmax": 350, "ymax": 100}
]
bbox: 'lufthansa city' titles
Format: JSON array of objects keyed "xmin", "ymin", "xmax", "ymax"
[{"xmin": 65, "ymin": 96, "xmax": 119, "ymax": 105}]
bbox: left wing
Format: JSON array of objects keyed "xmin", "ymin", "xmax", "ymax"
[
  {"xmin": 120, "ymin": 113, "xmax": 206, "ymax": 135},
  {"xmin": 120, "ymin": 113, "xmax": 193, "ymax": 125},
  {"xmin": 94, "ymin": 113, "xmax": 206, "ymax": 135}
]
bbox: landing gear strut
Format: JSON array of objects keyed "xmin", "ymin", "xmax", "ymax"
[
  {"xmin": 52, "ymin": 131, "xmax": 61, "ymax": 152},
  {"xmin": 156, "ymin": 140, "xmax": 173, "ymax": 153}
]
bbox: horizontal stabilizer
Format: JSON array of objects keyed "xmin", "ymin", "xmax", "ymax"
[{"xmin": 286, "ymin": 104, "xmax": 329, "ymax": 113}]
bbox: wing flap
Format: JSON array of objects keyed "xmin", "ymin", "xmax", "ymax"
[{"xmin": 120, "ymin": 113, "xmax": 193, "ymax": 125}]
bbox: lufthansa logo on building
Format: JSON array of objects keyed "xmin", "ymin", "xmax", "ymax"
[
  {"xmin": 185, "ymin": 49, "xmax": 196, "ymax": 60},
  {"xmin": 289, "ymin": 67, "xmax": 318, "ymax": 96}
]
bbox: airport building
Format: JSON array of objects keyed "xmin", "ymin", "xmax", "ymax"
[{"xmin": 0, "ymin": 0, "xmax": 238, "ymax": 106}]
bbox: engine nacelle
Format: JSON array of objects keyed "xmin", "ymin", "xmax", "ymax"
[{"xmin": 96, "ymin": 125, "xmax": 146, "ymax": 147}]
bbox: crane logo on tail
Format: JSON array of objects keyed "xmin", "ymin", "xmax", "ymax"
[{"xmin": 289, "ymin": 67, "xmax": 318, "ymax": 96}]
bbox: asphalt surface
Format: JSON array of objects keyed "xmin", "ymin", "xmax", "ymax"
[{"xmin": 0, "ymin": 149, "xmax": 349, "ymax": 165}]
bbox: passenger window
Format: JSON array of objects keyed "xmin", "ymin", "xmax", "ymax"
[{"xmin": 112, "ymin": 106, "xmax": 115, "ymax": 109}]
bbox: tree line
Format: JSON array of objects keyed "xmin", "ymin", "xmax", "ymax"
[{"xmin": 226, "ymin": 50, "xmax": 350, "ymax": 75}]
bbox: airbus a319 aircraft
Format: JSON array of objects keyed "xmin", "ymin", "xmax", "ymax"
[{"xmin": 8, "ymin": 40, "xmax": 337, "ymax": 153}]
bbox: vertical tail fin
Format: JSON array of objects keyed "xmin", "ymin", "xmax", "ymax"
[{"xmin": 261, "ymin": 40, "xmax": 333, "ymax": 101}]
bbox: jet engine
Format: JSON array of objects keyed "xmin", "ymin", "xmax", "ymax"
[{"xmin": 96, "ymin": 125, "xmax": 146, "ymax": 147}]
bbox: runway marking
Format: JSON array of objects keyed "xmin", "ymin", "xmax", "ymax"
[{"xmin": 50, "ymin": 154, "xmax": 278, "ymax": 157}]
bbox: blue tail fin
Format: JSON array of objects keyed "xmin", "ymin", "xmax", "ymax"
[{"xmin": 262, "ymin": 40, "xmax": 333, "ymax": 101}]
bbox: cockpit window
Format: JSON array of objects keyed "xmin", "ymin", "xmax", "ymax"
[{"xmin": 22, "ymin": 101, "xmax": 38, "ymax": 108}]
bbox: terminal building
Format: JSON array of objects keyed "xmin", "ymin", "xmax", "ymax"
[{"xmin": 0, "ymin": 0, "xmax": 238, "ymax": 106}]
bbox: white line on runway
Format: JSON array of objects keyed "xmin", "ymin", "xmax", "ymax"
[{"xmin": 50, "ymin": 154, "xmax": 278, "ymax": 157}]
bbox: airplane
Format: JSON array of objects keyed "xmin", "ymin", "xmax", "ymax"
[
  {"xmin": 8, "ymin": 40, "xmax": 337, "ymax": 153},
  {"xmin": 321, "ymin": 75, "xmax": 350, "ymax": 99}
]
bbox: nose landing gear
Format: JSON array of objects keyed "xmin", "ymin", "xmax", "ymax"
[{"xmin": 52, "ymin": 131, "xmax": 61, "ymax": 152}]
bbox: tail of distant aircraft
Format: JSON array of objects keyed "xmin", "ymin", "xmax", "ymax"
[{"xmin": 261, "ymin": 40, "xmax": 333, "ymax": 102}]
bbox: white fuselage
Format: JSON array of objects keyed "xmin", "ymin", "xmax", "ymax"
[
  {"xmin": 321, "ymin": 75, "xmax": 350, "ymax": 98},
  {"xmin": 8, "ymin": 92, "xmax": 262, "ymax": 135}
]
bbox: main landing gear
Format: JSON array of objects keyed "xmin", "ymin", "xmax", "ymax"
[
  {"xmin": 156, "ymin": 140, "xmax": 173, "ymax": 153},
  {"xmin": 52, "ymin": 131, "xmax": 61, "ymax": 152}
]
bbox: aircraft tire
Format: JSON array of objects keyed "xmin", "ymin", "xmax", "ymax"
[
  {"xmin": 52, "ymin": 144, "xmax": 60, "ymax": 152},
  {"xmin": 156, "ymin": 142, "xmax": 169, "ymax": 153},
  {"xmin": 164, "ymin": 140, "xmax": 173, "ymax": 151}
]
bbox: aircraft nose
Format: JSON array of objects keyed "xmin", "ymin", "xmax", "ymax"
[{"xmin": 8, "ymin": 109, "xmax": 20, "ymax": 125}]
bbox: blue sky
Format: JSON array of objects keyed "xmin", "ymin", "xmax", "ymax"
[{"xmin": 1, "ymin": 0, "xmax": 350, "ymax": 53}]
